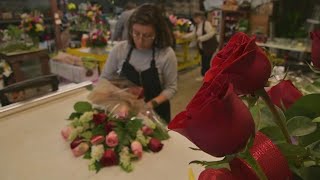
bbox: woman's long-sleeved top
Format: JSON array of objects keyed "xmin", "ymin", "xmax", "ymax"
[{"xmin": 101, "ymin": 41, "xmax": 178, "ymax": 99}]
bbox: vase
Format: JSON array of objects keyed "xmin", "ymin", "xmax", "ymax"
[{"xmin": 31, "ymin": 36, "xmax": 40, "ymax": 48}]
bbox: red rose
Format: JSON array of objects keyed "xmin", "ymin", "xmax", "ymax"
[
  {"xmin": 199, "ymin": 168, "xmax": 235, "ymax": 180},
  {"xmin": 100, "ymin": 149, "xmax": 118, "ymax": 166},
  {"xmin": 267, "ymin": 80, "xmax": 303, "ymax": 110},
  {"xmin": 93, "ymin": 113, "xmax": 107, "ymax": 125},
  {"xmin": 311, "ymin": 30, "xmax": 320, "ymax": 68},
  {"xmin": 104, "ymin": 121, "xmax": 115, "ymax": 134},
  {"xmin": 70, "ymin": 137, "xmax": 84, "ymax": 149},
  {"xmin": 148, "ymin": 138, "xmax": 163, "ymax": 152},
  {"xmin": 204, "ymin": 32, "xmax": 271, "ymax": 95},
  {"xmin": 168, "ymin": 76, "xmax": 255, "ymax": 157}
]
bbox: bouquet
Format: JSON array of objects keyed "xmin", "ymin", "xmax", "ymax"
[
  {"xmin": 169, "ymin": 15, "xmax": 192, "ymax": 33},
  {"xmin": 87, "ymin": 29, "xmax": 110, "ymax": 48},
  {"xmin": 61, "ymin": 78, "xmax": 169, "ymax": 172},
  {"xmin": 20, "ymin": 13, "xmax": 45, "ymax": 45},
  {"xmin": 169, "ymin": 32, "xmax": 320, "ymax": 179}
]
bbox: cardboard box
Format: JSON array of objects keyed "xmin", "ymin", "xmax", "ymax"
[{"xmin": 50, "ymin": 60, "xmax": 99, "ymax": 83}]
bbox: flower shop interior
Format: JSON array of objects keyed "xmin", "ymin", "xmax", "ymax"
[{"xmin": 1, "ymin": 0, "xmax": 320, "ymax": 180}]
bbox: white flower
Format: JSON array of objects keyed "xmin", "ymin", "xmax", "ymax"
[
  {"xmin": 91, "ymin": 144, "xmax": 104, "ymax": 161},
  {"xmin": 79, "ymin": 111, "xmax": 94, "ymax": 123},
  {"xmin": 68, "ymin": 126, "xmax": 84, "ymax": 141},
  {"xmin": 119, "ymin": 147, "xmax": 133, "ymax": 172},
  {"xmin": 88, "ymin": 159, "xmax": 97, "ymax": 171},
  {"xmin": 136, "ymin": 130, "xmax": 150, "ymax": 147}
]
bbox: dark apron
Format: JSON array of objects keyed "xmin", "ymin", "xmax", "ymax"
[{"xmin": 121, "ymin": 47, "xmax": 171, "ymax": 123}]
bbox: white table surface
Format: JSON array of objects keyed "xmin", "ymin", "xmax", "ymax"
[{"xmin": 0, "ymin": 87, "xmax": 219, "ymax": 180}]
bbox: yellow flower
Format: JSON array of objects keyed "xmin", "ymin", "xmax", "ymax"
[
  {"xmin": 87, "ymin": 11, "xmax": 94, "ymax": 18},
  {"xmin": 68, "ymin": 3, "xmax": 76, "ymax": 10},
  {"xmin": 35, "ymin": 24, "xmax": 44, "ymax": 32}
]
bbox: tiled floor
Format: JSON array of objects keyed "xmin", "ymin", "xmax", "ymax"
[{"xmin": 171, "ymin": 66, "xmax": 202, "ymax": 118}]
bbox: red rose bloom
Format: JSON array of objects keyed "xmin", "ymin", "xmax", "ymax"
[
  {"xmin": 311, "ymin": 30, "xmax": 320, "ymax": 68},
  {"xmin": 199, "ymin": 168, "xmax": 235, "ymax": 180},
  {"xmin": 148, "ymin": 138, "xmax": 163, "ymax": 152},
  {"xmin": 168, "ymin": 75, "xmax": 255, "ymax": 157},
  {"xmin": 100, "ymin": 149, "xmax": 118, "ymax": 166},
  {"xmin": 204, "ymin": 32, "xmax": 271, "ymax": 95},
  {"xmin": 93, "ymin": 113, "xmax": 107, "ymax": 125},
  {"xmin": 70, "ymin": 137, "xmax": 84, "ymax": 149},
  {"xmin": 267, "ymin": 80, "xmax": 303, "ymax": 110},
  {"xmin": 104, "ymin": 121, "xmax": 115, "ymax": 134}
]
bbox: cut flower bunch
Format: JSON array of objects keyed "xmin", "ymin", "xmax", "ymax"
[
  {"xmin": 169, "ymin": 32, "xmax": 320, "ymax": 179},
  {"xmin": 20, "ymin": 13, "xmax": 45, "ymax": 45},
  {"xmin": 61, "ymin": 101, "xmax": 169, "ymax": 172}
]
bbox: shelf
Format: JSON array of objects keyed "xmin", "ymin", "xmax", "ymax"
[{"xmin": 0, "ymin": 17, "xmax": 53, "ymax": 25}]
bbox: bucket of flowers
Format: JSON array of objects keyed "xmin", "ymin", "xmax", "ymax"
[
  {"xmin": 87, "ymin": 28, "xmax": 110, "ymax": 54},
  {"xmin": 20, "ymin": 13, "xmax": 45, "ymax": 47},
  {"xmin": 168, "ymin": 32, "xmax": 320, "ymax": 179}
]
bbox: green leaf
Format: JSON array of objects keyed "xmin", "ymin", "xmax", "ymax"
[
  {"xmin": 152, "ymin": 127, "xmax": 170, "ymax": 140},
  {"xmin": 277, "ymin": 143, "xmax": 309, "ymax": 166},
  {"xmin": 285, "ymin": 94, "xmax": 320, "ymax": 120},
  {"xmin": 68, "ymin": 112, "xmax": 82, "ymax": 120},
  {"xmin": 260, "ymin": 126, "xmax": 286, "ymax": 144},
  {"xmin": 299, "ymin": 127, "xmax": 320, "ymax": 147},
  {"xmin": 250, "ymin": 104, "xmax": 277, "ymax": 130},
  {"xmin": 306, "ymin": 140, "xmax": 320, "ymax": 158},
  {"xmin": 300, "ymin": 165, "xmax": 320, "ymax": 180},
  {"xmin": 80, "ymin": 131, "xmax": 93, "ymax": 140},
  {"xmin": 91, "ymin": 124, "xmax": 106, "ymax": 136},
  {"xmin": 189, "ymin": 155, "xmax": 234, "ymax": 168},
  {"xmin": 94, "ymin": 161, "xmax": 103, "ymax": 173},
  {"xmin": 74, "ymin": 101, "xmax": 93, "ymax": 113},
  {"xmin": 83, "ymin": 150, "xmax": 92, "ymax": 159},
  {"xmin": 312, "ymin": 117, "xmax": 320, "ymax": 123},
  {"xmin": 114, "ymin": 122, "xmax": 131, "ymax": 146},
  {"xmin": 287, "ymin": 116, "xmax": 317, "ymax": 136},
  {"xmin": 126, "ymin": 119, "xmax": 143, "ymax": 138}
]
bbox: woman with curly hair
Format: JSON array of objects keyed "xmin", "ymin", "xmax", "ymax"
[{"xmin": 101, "ymin": 3, "xmax": 178, "ymax": 123}]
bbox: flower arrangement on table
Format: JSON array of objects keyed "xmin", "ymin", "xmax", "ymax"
[
  {"xmin": 61, "ymin": 79, "xmax": 169, "ymax": 172},
  {"xmin": 168, "ymin": 32, "xmax": 320, "ymax": 179},
  {"xmin": 87, "ymin": 29, "xmax": 110, "ymax": 48},
  {"xmin": 68, "ymin": 2, "xmax": 109, "ymax": 34},
  {"xmin": 20, "ymin": 13, "xmax": 45, "ymax": 46},
  {"xmin": 169, "ymin": 15, "xmax": 192, "ymax": 33}
]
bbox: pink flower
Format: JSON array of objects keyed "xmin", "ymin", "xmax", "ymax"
[
  {"xmin": 142, "ymin": 126, "xmax": 153, "ymax": 136},
  {"xmin": 100, "ymin": 149, "xmax": 118, "ymax": 166},
  {"xmin": 61, "ymin": 126, "xmax": 73, "ymax": 140},
  {"xmin": 90, "ymin": 135, "xmax": 105, "ymax": 145},
  {"xmin": 72, "ymin": 142, "xmax": 89, "ymax": 157},
  {"xmin": 105, "ymin": 131, "xmax": 118, "ymax": 147},
  {"xmin": 131, "ymin": 141, "xmax": 143, "ymax": 158},
  {"xmin": 148, "ymin": 138, "xmax": 163, "ymax": 152}
]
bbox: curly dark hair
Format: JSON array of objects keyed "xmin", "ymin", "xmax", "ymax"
[{"xmin": 127, "ymin": 3, "xmax": 173, "ymax": 49}]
